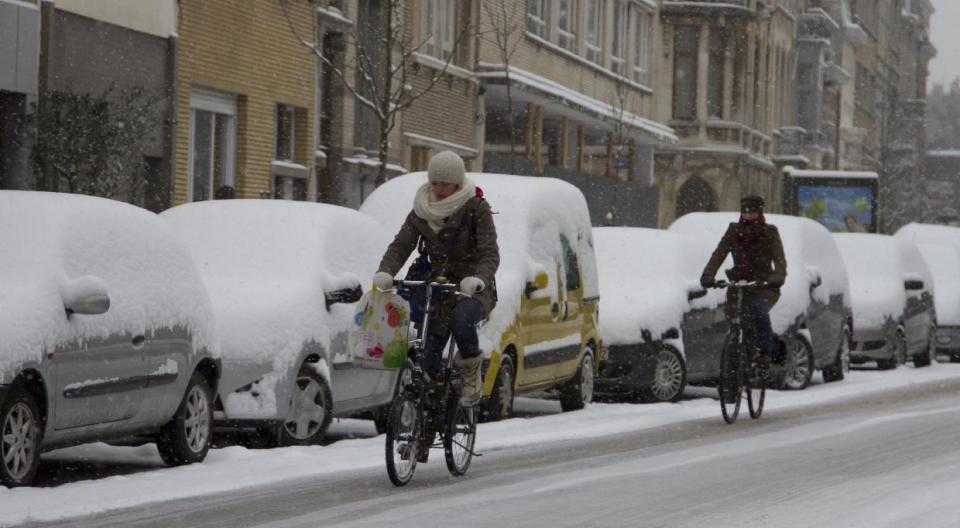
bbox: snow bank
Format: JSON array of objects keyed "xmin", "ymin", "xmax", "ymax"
[
  {"xmin": 361, "ymin": 172, "xmax": 597, "ymax": 356},
  {"xmin": 669, "ymin": 213, "xmax": 849, "ymax": 334},
  {"xmin": 0, "ymin": 191, "xmax": 216, "ymax": 375},
  {"xmin": 915, "ymin": 243, "xmax": 960, "ymax": 325},
  {"xmin": 593, "ymin": 227, "xmax": 723, "ymax": 346},
  {"xmin": 161, "ymin": 200, "xmax": 389, "ymax": 372}
]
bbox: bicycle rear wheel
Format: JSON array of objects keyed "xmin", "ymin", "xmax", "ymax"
[
  {"xmin": 747, "ymin": 365, "xmax": 766, "ymax": 419},
  {"xmin": 444, "ymin": 401, "xmax": 477, "ymax": 476},
  {"xmin": 385, "ymin": 392, "xmax": 421, "ymax": 486},
  {"xmin": 718, "ymin": 339, "xmax": 742, "ymax": 424}
]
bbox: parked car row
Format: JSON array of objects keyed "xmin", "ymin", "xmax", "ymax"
[{"xmin": 5, "ymin": 176, "xmax": 960, "ymax": 487}]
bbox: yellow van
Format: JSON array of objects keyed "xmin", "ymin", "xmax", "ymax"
[{"xmin": 361, "ymin": 173, "xmax": 600, "ymax": 421}]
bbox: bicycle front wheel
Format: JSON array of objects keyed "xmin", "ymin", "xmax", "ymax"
[
  {"xmin": 385, "ymin": 393, "xmax": 421, "ymax": 486},
  {"xmin": 444, "ymin": 401, "xmax": 477, "ymax": 476},
  {"xmin": 747, "ymin": 365, "xmax": 766, "ymax": 419},
  {"xmin": 718, "ymin": 338, "xmax": 742, "ymax": 424}
]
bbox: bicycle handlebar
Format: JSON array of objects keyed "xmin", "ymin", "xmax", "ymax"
[
  {"xmin": 707, "ymin": 280, "xmax": 770, "ymax": 289},
  {"xmin": 391, "ymin": 279, "xmax": 474, "ymax": 297}
]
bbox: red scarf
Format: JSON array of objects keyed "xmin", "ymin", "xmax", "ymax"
[{"xmin": 734, "ymin": 214, "xmax": 766, "ymax": 280}]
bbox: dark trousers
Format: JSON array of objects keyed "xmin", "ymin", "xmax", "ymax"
[
  {"xmin": 749, "ymin": 296, "xmax": 775, "ymax": 360},
  {"xmin": 423, "ymin": 297, "xmax": 485, "ymax": 378}
]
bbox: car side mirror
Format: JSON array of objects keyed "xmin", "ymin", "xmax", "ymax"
[
  {"xmin": 61, "ymin": 276, "xmax": 110, "ymax": 318},
  {"xmin": 325, "ymin": 284, "xmax": 363, "ymax": 309},
  {"xmin": 524, "ymin": 271, "xmax": 549, "ymax": 298},
  {"xmin": 904, "ymin": 279, "xmax": 924, "ymax": 291},
  {"xmin": 810, "ymin": 275, "xmax": 822, "ymax": 289},
  {"xmin": 688, "ymin": 289, "xmax": 708, "ymax": 301}
]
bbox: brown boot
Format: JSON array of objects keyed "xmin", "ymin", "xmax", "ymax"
[{"xmin": 455, "ymin": 355, "xmax": 482, "ymax": 407}]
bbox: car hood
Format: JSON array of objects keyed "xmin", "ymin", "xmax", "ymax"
[{"xmin": 847, "ymin": 275, "xmax": 904, "ymax": 330}]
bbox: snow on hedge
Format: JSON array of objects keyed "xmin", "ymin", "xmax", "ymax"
[
  {"xmin": 593, "ymin": 227, "xmax": 723, "ymax": 347},
  {"xmin": 361, "ymin": 172, "xmax": 598, "ymax": 356},
  {"xmin": 0, "ymin": 191, "xmax": 217, "ymax": 375},
  {"xmin": 669, "ymin": 213, "xmax": 849, "ymax": 334},
  {"xmin": 915, "ymin": 242, "xmax": 960, "ymax": 325},
  {"xmin": 161, "ymin": 200, "xmax": 389, "ymax": 373}
]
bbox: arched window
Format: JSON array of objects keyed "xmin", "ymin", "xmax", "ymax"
[{"xmin": 675, "ymin": 176, "xmax": 718, "ymax": 218}]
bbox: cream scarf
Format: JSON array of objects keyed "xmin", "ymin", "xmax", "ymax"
[{"xmin": 413, "ymin": 178, "xmax": 477, "ymax": 232}]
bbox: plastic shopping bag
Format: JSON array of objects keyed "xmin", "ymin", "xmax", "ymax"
[{"xmin": 348, "ymin": 289, "xmax": 411, "ymax": 369}]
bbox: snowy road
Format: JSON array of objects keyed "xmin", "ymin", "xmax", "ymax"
[{"xmin": 14, "ymin": 364, "xmax": 960, "ymax": 528}]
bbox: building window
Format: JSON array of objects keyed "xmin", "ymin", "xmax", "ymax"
[
  {"xmin": 673, "ymin": 26, "xmax": 699, "ymax": 120},
  {"xmin": 610, "ymin": 0, "xmax": 627, "ymax": 76},
  {"xmin": 275, "ymin": 105, "xmax": 296, "ymax": 162},
  {"xmin": 189, "ymin": 89, "xmax": 237, "ymax": 202},
  {"xmin": 554, "ymin": 0, "xmax": 577, "ymax": 52},
  {"xmin": 273, "ymin": 175, "xmax": 308, "ymax": 201},
  {"xmin": 410, "ymin": 146, "xmax": 431, "ymax": 172},
  {"xmin": 631, "ymin": 5, "xmax": 652, "ymax": 85},
  {"xmin": 527, "ymin": 0, "xmax": 548, "ymax": 37},
  {"xmin": 585, "ymin": 0, "xmax": 604, "ymax": 65},
  {"xmin": 707, "ymin": 29, "xmax": 726, "ymax": 119},
  {"xmin": 422, "ymin": 0, "xmax": 458, "ymax": 60}
]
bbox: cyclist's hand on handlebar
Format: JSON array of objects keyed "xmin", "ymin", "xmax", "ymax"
[
  {"xmin": 460, "ymin": 276, "xmax": 485, "ymax": 295},
  {"xmin": 700, "ymin": 275, "xmax": 715, "ymax": 289},
  {"xmin": 372, "ymin": 271, "xmax": 394, "ymax": 292},
  {"xmin": 766, "ymin": 276, "xmax": 784, "ymax": 288}
]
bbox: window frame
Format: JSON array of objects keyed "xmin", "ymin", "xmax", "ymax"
[
  {"xmin": 274, "ymin": 104, "xmax": 296, "ymax": 162},
  {"xmin": 706, "ymin": 28, "xmax": 726, "ymax": 119},
  {"xmin": 672, "ymin": 25, "xmax": 699, "ymax": 121},
  {"xmin": 422, "ymin": 0, "xmax": 458, "ymax": 60},
  {"xmin": 554, "ymin": 0, "xmax": 577, "ymax": 52},
  {"xmin": 585, "ymin": 0, "xmax": 605, "ymax": 65},
  {"xmin": 527, "ymin": 0, "xmax": 549, "ymax": 37},
  {"xmin": 188, "ymin": 88, "xmax": 237, "ymax": 203},
  {"xmin": 610, "ymin": 0, "xmax": 628, "ymax": 76},
  {"xmin": 630, "ymin": 4, "xmax": 652, "ymax": 86}
]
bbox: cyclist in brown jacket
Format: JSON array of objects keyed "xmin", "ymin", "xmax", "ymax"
[
  {"xmin": 372, "ymin": 151, "xmax": 499, "ymax": 407},
  {"xmin": 700, "ymin": 195, "xmax": 787, "ymax": 365}
]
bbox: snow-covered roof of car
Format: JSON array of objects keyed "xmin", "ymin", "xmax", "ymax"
[
  {"xmin": 361, "ymin": 172, "xmax": 598, "ymax": 353},
  {"xmin": 594, "ymin": 227, "xmax": 723, "ymax": 346},
  {"xmin": 162, "ymin": 200, "xmax": 389, "ymax": 365},
  {"xmin": 915, "ymin": 242, "xmax": 960, "ymax": 325},
  {"xmin": 833, "ymin": 234, "xmax": 910, "ymax": 329},
  {"xmin": 0, "ymin": 191, "xmax": 216, "ymax": 371},
  {"xmin": 896, "ymin": 222, "xmax": 960, "ymax": 249},
  {"xmin": 668, "ymin": 212, "xmax": 849, "ymax": 334}
]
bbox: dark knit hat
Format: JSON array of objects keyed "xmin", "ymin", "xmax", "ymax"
[{"xmin": 740, "ymin": 195, "xmax": 765, "ymax": 213}]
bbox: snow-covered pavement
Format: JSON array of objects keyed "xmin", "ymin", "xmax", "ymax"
[{"xmin": 7, "ymin": 363, "xmax": 960, "ymax": 527}]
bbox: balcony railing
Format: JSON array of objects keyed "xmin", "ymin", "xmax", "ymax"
[{"xmin": 662, "ymin": 0, "xmax": 756, "ymax": 16}]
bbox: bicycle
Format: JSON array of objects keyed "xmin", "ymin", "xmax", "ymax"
[
  {"xmin": 706, "ymin": 279, "xmax": 771, "ymax": 424},
  {"xmin": 383, "ymin": 279, "xmax": 480, "ymax": 486}
]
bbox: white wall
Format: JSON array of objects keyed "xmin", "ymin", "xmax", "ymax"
[{"xmin": 53, "ymin": 0, "xmax": 177, "ymax": 38}]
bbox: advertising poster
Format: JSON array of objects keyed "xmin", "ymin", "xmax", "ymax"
[{"xmin": 796, "ymin": 184, "xmax": 874, "ymax": 233}]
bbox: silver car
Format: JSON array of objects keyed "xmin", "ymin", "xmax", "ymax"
[
  {"xmin": 162, "ymin": 200, "xmax": 398, "ymax": 445},
  {"xmin": 0, "ymin": 192, "xmax": 220, "ymax": 487}
]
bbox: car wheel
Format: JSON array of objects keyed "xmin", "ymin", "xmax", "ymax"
[
  {"xmin": 641, "ymin": 346, "xmax": 686, "ymax": 402},
  {"xmin": 823, "ymin": 328, "xmax": 851, "ymax": 383},
  {"xmin": 277, "ymin": 364, "xmax": 333, "ymax": 446},
  {"xmin": 0, "ymin": 386, "xmax": 42, "ymax": 487},
  {"xmin": 158, "ymin": 371, "xmax": 213, "ymax": 466},
  {"xmin": 560, "ymin": 351, "xmax": 594, "ymax": 412},
  {"xmin": 481, "ymin": 356, "xmax": 515, "ymax": 422},
  {"xmin": 913, "ymin": 326, "xmax": 935, "ymax": 368},
  {"xmin": 780, "ymin": 334, "xmax": 814, "ymax": 390},
  {"xmin": 877, "ymin": 332, "xmax": 907, "ymax": 370}
]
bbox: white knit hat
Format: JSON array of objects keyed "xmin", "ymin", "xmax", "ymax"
[{"xmin": 427, "ymin": 150, "xmax": 465, "ymax": 186}]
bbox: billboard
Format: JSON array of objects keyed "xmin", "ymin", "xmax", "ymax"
[{"xmin": 783, "ymin": 169, "xmax": 879, "ymax": 233}]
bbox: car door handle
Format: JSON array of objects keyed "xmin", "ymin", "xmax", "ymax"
[{"xmin": 132, "ymin": 335, "xmax": 146, "ymax": 350}]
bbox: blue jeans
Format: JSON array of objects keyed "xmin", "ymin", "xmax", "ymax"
[
  {"xmin": 424, "ymin": 297, "xmax": 485, "ymax": 378},
  {"xmin": 749, "ymin": 296, "xmax": 775, "ymax": 360}
]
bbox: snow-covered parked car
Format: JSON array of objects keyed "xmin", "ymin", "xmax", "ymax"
[
  {"xmin": 0, "ymin": 192, "xmax": 220, "ymax": 487},
  {"xmin": 670, "ymin": 213, "xmax": 851, "ymax": 389},
  {"xmin": 593, "ymin": 227, "xmax": 724, "ymax": 402},
  {"xmin": 833, "ymin": 234, "xmax": 936, "ymax": 369},
  {"xmin": 162, "ymin": 200, "xmax": 394, "ymax": 445},
  {"xmin": 361, "ymin": 173, "xmax": 600, "ymax": 420},
  {"xmin": 896, "ymin": 223, "xmax": 960, "ymax": 361}
]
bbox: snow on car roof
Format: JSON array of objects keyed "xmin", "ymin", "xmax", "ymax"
[
  {"xmin": 0, "ymin": 191, "xmax": 216, "ymax": 371},
  {"xmin": 896, "ymin": 222, "xmax": 960, "ymax": 249},
  {"xmin": 162, "ymin": 200, "xmax": 390, "ymax": 365},
  {"xmin": 915, "ymin": 242, "xmax": 960, "ymax": 325},
  {"xmin": 361, "ymin": 172, "xmax": 597, "ymax": 354},
  {"xmin": 594, "ymin": 227, "xmax": 723, "ymax": 347},
  {"xmin": 669, "ymin": 212, "xmax": 849, "ymax": 334},
  {"xmin": 833, "ymin": 233, "xmax": 908, "ymax": 329}
]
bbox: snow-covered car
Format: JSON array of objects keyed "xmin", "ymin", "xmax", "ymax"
[
  {"xmin": 896, "ymin": 224, "xmax": 960, "ymax": 361},
  {"xmin": 670, "ymin": 213, "xmax": 851, "ymax": 389},
  {"xmin": 0, "ymin": 192, "xmax": 220, "ymax": 487},
  {"xmin": 833, "ymin": 234, "xmax": 936, "ymax": 369},
  {"xmin": 593, "ymin": 227, "xmax": 724, "ymax": 402},
  {"xmin": 162, "ymin": 200, "xmax": 394, "ymax": 445},
  {"xmin": 913, "ymin": 243, "xmax": 960, "ymax": 361},
  {"xmin": 361, "ymin": 173, "xmax": 600, "ymax": 420}
]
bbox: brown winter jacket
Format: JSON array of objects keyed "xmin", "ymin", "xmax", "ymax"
[
  {"xmin": 377, "ymin": 195, "xmax": 500, "ymax": 336},
  {"xmin": 702, "ymin": 222, "xmax": 787, "ymax": 315}
]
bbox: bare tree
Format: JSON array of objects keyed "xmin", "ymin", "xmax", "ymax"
[
  {"xmin": 607, "ymin": 77, "xmax": 634, "ymax": 180},
  {"xmin": 280, "ymin": 0, "xmax": 470, "ymax": 185},
  {"xmin": 480, "ymin": 0, "xmax": 524, "ymax": 174}
]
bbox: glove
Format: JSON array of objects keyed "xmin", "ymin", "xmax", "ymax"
[
  {"xmin": 372, "ymin": 271, "xmax": 394, "ymax": 291},
  {"xmin": 767, "ymin": 276, "xmax": 784, "ymax": 288},
  {"xmin": 460, "ymin": 276, "xmax": 485, "ymax": 295},
  {"xmin": 700, "ymin": 275, "xmax": 715, "ymax": 288}
]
